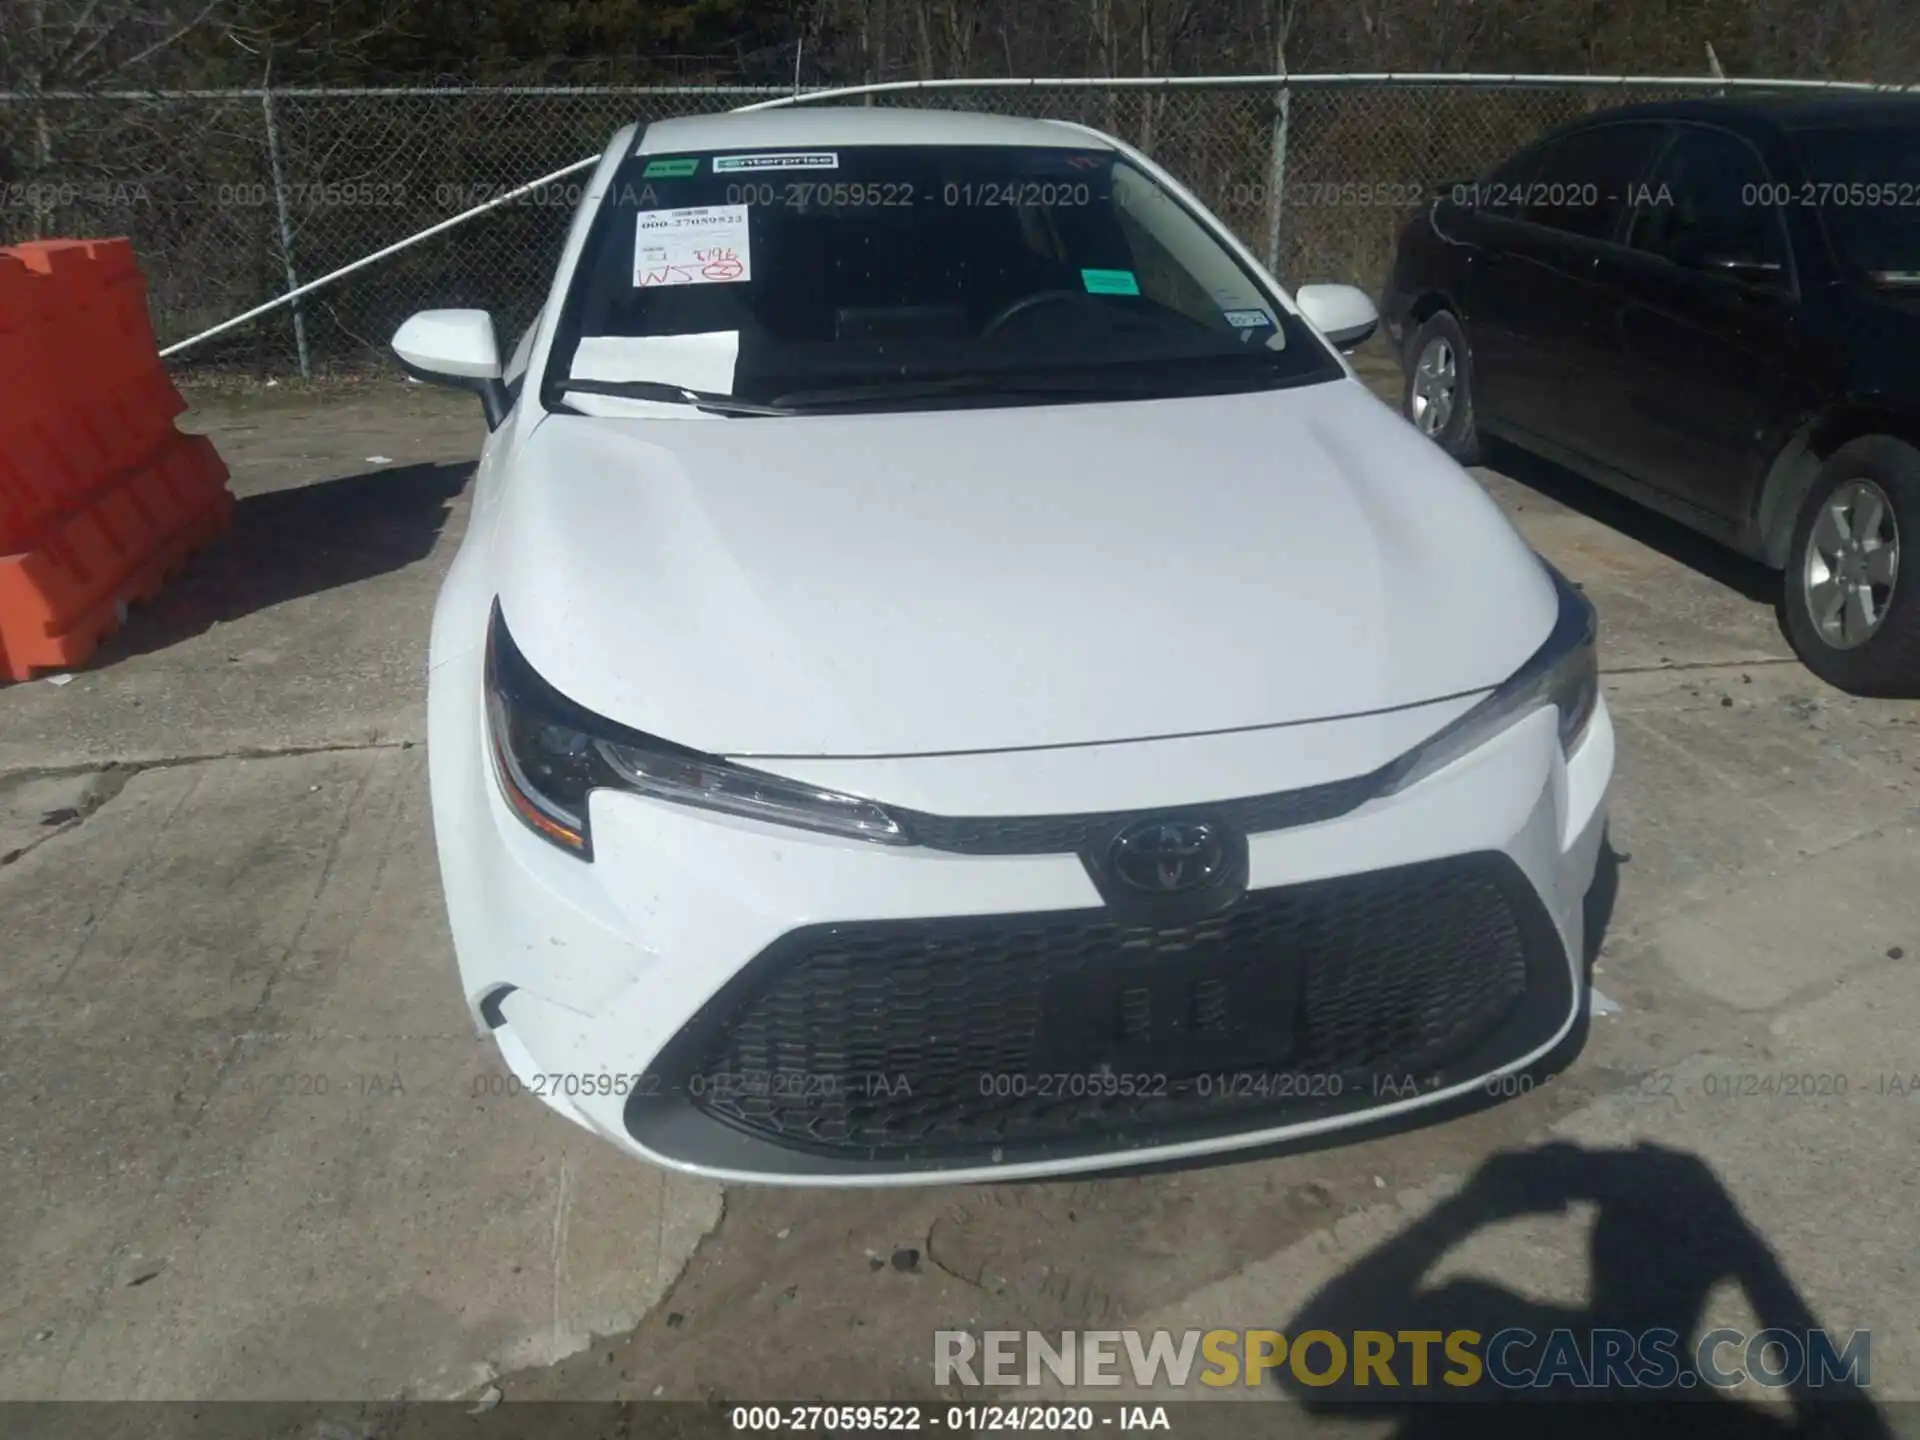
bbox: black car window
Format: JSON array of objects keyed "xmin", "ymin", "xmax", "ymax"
[
  {"xmin": 1628, "ymin": 126, "xmax": 1788, "ymax": 282},
  {"xmin": 1787, "ymin": 122, "xmax": 1920, "ymax": 285},
  {"xmin": 1473, "ymin": 146, "xmax": 1540, "ymax": 217},
  {"xmin": 1519, "ymin": 123, "xmax": 1668, "ymax": 241}
]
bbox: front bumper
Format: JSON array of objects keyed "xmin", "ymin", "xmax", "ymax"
[{"xmin": 429, "ymin": 660, "xmax": 1613, "ymax": 1187}]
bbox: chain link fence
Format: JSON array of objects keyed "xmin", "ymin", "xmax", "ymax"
[{"xmin": 0, "ymin": 76, "xmax": 1905, "ymax": 374}]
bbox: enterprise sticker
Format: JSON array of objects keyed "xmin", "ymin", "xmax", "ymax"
[
  {"xmin": 712, "ymin": 151, "xmax": 839, "ymax": 173},
  {"xmin": 1223, "ymin": 309, "xmax": 1275, "ymax": 329}
]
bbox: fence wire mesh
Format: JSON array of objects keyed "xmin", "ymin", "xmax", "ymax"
[{"xmin": 0, "ymin": 79, "xmax": 1900, "ymax": 374}]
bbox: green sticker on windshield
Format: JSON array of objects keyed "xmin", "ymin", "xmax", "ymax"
[
  {"xmin": 1081, "ymin": 268, "xmax": 1141, "ymax": 296},
  {"xmin": 643, "ymin": 157, "xmax": 701, "ymax": 178}
]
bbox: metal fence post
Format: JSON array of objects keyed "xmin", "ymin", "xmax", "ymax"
[
  {"xmin": 261, "ymin": 85, "xmax": 312, "ymax": 378},
  {"xmin": 1264, "ymin": 80, "xmax": 1291, "ymax": 275}
]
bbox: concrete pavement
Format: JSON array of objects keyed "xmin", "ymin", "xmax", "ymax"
[{"xmin": 0, "ymin": 386, "xmax": 722, "ymax": 1400}]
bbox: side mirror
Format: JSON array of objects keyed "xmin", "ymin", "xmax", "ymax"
[
  {"xmin": 392, "ymin": 309, "xmax": 510, "ymax": 429},
  {"xmin": 1294, "ymin": 283, "xmax": 1380, "ymax": 352}
]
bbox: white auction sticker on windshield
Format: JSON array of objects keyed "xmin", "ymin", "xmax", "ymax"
[
  {"xmin": 633, "ymin": 205, "xmax": 752, "ymax": 287},
  {"xmin": 711, "ymin": 151, "xmax": 839, "ymax": 172}
]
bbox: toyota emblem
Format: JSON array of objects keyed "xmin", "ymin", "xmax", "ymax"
[{"xmin": 1108, "ymin": 819, "xmax": 1230, "ymax": 895}]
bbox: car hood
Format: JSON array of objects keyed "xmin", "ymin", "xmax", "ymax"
[{"xmin": 494, "ymin": 378, "xmax": 1553, "ymax": 758}]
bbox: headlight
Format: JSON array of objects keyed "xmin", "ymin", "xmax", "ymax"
[
  {"xmin": 483, "ymin": 604, "xmax": 907, "ymax": 858},
  {"xmin": 1376, "ymin": 559, "xmax": 1598, "ymax": 797}
]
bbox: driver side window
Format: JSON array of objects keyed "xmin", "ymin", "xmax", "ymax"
[
  {"xmin": 1477, "ymin": 147, "xmax": 1538, "ymax": 218},
  {"xmin": 1628, "ymin": 127, "xmax": 1788, "ymax": 282}
]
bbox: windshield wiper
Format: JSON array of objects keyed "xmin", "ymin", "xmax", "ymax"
[
  {"xmin": 773, "ymin": 353, "xmax": 1312, "ymax": 411},
  {"xmin": 556, "ymin": 377, "xmax": 792, "ymax": 416},
  {"xmin": 771, "ymin": 369, "xmax": 1197, "ymax": 409}
]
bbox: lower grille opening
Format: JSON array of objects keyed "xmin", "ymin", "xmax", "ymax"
[{"xmin": 631, "ymin": 853, "xmax": 1571, "ymax": 1171}]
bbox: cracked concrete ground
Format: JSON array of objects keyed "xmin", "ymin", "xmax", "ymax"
[
  {"xmin": 3, "ymin": 360, "xmax": 1918, "ymax": 1425},
  {"xmin": 0, "ymin": 385, "xmax": 721, "ymax": 1401}
]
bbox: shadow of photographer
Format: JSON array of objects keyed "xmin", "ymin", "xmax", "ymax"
[{"xmin": 1269, "ymin": 1140, "xmax": 1890, "ymax": 1439}]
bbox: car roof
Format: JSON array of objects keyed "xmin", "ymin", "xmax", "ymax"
[
  {"xmin": 1569, "ymin": 91, "xmax": 1920, "ymax": 136},
  {"xmin": 636, "ymin": 106, "xmax": 1115, "ymax": 154}
]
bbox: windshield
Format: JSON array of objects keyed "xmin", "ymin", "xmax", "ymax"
[
  {"xmin": 1790, "ymin": 122, "xmax": 1920, "ymax": 284},
  {"xmin": 542, "ymin": 142, "xmax": 1342, "ymax": 413}
]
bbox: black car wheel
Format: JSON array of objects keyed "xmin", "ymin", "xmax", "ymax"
[
  {"xmin": 1402, "ymin": 311, "xmax": 1483, "ymax": 466},
  {"xmin": 1783, "ymin": 436, "xmax": 1920, "ymax": 697}
]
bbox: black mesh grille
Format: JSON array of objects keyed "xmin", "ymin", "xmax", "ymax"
[
  {"xmin": 635, "ymin": 854, "xmax": 1569, "ymax": 1166},
  {"xmin": 896, "ymin": 769, "xmax": 1382, "ymax": 855}
]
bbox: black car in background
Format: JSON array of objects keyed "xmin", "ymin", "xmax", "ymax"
[{"xmin": 1381, "ymin": 96, "xmax": 1920, "ymax": 696}]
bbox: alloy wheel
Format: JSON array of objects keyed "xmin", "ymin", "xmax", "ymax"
[
  {"xmin": 1803, "ymin": 477, "xmax": 1901, "ymax": 650},
  {"xmin": 1410, "ymin": 336, "xmax": 1457, "ymax": 437}
]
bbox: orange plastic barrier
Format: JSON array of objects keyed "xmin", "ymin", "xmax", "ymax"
[{"xmin": 0, "ymin": 237, "xmax": 231, "ymax": 681}]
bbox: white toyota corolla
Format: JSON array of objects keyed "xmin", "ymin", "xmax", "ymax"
[{"xmin": 394, "ymin": 106, "xmax": 1614, "ymax": 1186}]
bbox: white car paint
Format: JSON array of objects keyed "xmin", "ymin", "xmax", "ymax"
[
  {"xmin": 392, "ymin": 308, "xmax": 501, "ymax": 379},
  {"xmin": 495, "ymin": 378, "xmax": 1551, "ymax": 758},
  {"xmin": 411, "ymin": 106, "xmax": 1614, "ymax": 1186},
  {"xmin": 1294, "ymin": 283, "xmax": 1382, "ymax": 349}
]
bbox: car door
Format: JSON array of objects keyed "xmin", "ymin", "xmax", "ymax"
[
  {"xmin": 1604, "ymin": 124, "xmax": 1801, "ymax": 524},
  {"xmin": 1462, "ymin": 122, "xmax": 1667, "ymax": 451},
  {"xmin": 1452, "ymin": 144, "xmax": 1541, "ymax": 422}
]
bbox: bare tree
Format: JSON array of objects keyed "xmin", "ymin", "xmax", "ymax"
[
  {"xmin": 1, "ymin": 0, "xmax": 232, "ymax": 235},
  {"xmin": 0, "ymin": 0, "xmax": 231, "ymax": 91}
]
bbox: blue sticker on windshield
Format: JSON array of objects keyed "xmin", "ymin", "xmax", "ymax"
[
  {"xmin": 1224, "ymin": 308, "xmax": 1275, "ymax": 329},
  {"xmin": 1081, "ymin": 268, "xmax": 1141, "ymax": 296}
]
